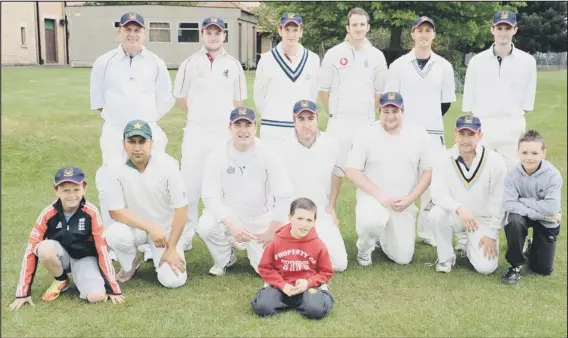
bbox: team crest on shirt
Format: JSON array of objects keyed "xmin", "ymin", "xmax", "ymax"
[
  {"xmin": 223, "ymin": 69, "xmax": 229, "ymax": 78},
  {"xmin": 78, "ymin": 218, "xmax": 86, "ymax": 231},
  {"xmin": 227, "ymin": 166, "xmax": 235, "ymax": 174},
  {"xmin": 63, "ymin": 167, "xmax": 74, "ymax": 177},
  {"xmin": 197, "ymin": 64, "xmax": 205, "ymax": 77},
  {"xmin": 364, "ymin": 60, "xmax": 369, "ymax": 68},
  {"xmin": 304, "ymin": 74, "xmax": 311, "ymax": 80},
  {"xmin": 339, "ymin": 57, "xmax": 348, "ymax": 66}
]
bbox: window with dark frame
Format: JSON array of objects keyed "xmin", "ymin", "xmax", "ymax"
[
  {"xmin": 224, "ymin": 23, "xmax": 229, "ymax": 43},
  {"xmin": 178, "ymin": 22, "xmax": 199, "ymax": 43}
]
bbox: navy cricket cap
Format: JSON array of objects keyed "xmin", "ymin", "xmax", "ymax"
[
  {"xmin": 412, "ymin": 16, "xmax": 435, "ymax": 30},
  {"xmin": 456, "ymin": 115, "xmax": 482, "ymax": 132},
  {"xmin": 280, "ymin": 13, "xmax": 303, "ymax": 27},
  {"xmin": 54, "ymin": 166, "xmax": 86, "ymax": 187},
  {"xmin": 120, "ymin": 12, "xmax": 145, "ymax": 27},
  {"xmin": 293, "ymin": 100, "xmax": 318, "ymax": 116},
  {"xmin": 202, "ymin": 16, "xmax": 226, "ymax": 31},
  {"xmin": 379, "ymin": 92, "xmax": 404, "ymax": 108},
  {"xmin": 230, "ymin": 107, "xmax": 256, "ymax": 123},
  {"xmin": 493, "ymin": 10, "xmax": 517, "ymax": 26},
  {"xmin": 124, "ymin": 120, "xmax": 152, "ymax": 140}
]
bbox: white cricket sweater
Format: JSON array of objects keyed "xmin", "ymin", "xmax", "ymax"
[{"xmin": 431, "ymin": 144, "xmax": 507, "ymax": 239}]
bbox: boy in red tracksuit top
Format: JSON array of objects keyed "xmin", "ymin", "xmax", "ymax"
[
  {"xmin": 251, "ymin": 198, "xmax": 334, "ymax": 319},
  {"xmin": 10, "ymin": 167, "xmax": 123, "ymax": 311}
]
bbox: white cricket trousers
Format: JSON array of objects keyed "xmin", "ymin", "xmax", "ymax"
[
  {"xmin": 196, "ymin": 210, "xmax": 272, "ymax": 273},
  {"xmin": 180, "ymin": 123, "xmax": 230, "ymax": 246},
  {"xmin": 96, "ymin": 121, "xmax": 169, "ymax": 230},
  {"xmin": 259, "ymin": 123, "xmax": 296, "ymax": 149},
  {"xmin": 356, "ymin": 196, "xmax": 418, "ymax": 264},
  {"xmin": 476, "ymin": 115, "xmax": 526, "ymax": 169},
  {"xmin": 325, "ymin": 117, "xmax": 375, "ymax": 169},
  {"xmin": 315, "ymin": 211, "xmax": 348, "ymax": 272},
  {"xmin": 417, "ymin": 133, "xmax": 447, "ymax": 243},
  {"xmin": 429, "ymin": 206, "xmax": 499, "ymax": 275},
  {"xmin": 104, "ymin": 223, "xmax": 187, "ymax": 288}
]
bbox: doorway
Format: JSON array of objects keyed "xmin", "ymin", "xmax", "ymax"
[{"xmin": 44, "ymin": 19, "xmax": 57, "ymax": 63}]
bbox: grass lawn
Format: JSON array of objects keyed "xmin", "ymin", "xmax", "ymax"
[{"xmin": 1, "ymin": 67, "xmax": 566, "ymax": 337}]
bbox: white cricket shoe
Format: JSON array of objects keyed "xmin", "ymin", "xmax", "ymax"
[
  {"xmin": 455, "ymin": 233, "xmax": 468, "ymax": 252},
  {"xmin": 143, "ymin": 248, "xmax": 153, "ymax": 262},
  {"xmin": 357, "ymin": 252, "xmax": 373, "ymax": 267},
  {"xmin": 208, "ymin": 251, "xmax": 237, "ymax": 276},
  {"xmin": 435, "ymin": 255, "xmax": 456, "ymax": 273}
]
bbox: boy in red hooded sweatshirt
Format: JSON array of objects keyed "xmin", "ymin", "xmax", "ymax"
[{"xmin": 251, "ymin": 198, "xmax": 334, "ymax": 319}]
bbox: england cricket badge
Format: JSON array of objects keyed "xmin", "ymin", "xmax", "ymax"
[
  {"xmin": 364, "ymin": 60, "xmax": 369, "ymax": 68},
  {"xmin": 304, "ymin": 74, "xmax": 311, "ymax": 80},
  {"xmin": 227, "ymin": 166, "xmax": 235, "ymax": 174}
]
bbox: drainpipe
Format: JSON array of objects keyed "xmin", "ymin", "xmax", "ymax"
[
  {"xmin": 64, "ymin": 1, "xmax": 70, "ymax": 65},
  {"xmin": 35, "ymin": 1, "xmax": 43, "ymax": 65}
]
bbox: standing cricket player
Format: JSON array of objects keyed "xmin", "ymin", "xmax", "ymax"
[
  {"xmin": 276, "ymin": 100, "xmax": 348, "ymax": 272},
  {"xmin": 173, "ymin": 16, "xmax": 247, "ymax": 252},
  {"xmin": 91, "ymin": 12, "xmax": 175, "ymax": 261},
  {"xmin": 385, "ymin": 16, "xmax": 456, "ymax": 247},
  {"xmin": 462, "ymin": 10, "xmax": 537, "ymax": 169},
  {"xmin": 428, "ymin": 116, "xmax": 507, "ymax": 275},
  {"xmin": 197, "ymin": 107, "xmax": 293, "ymax": 276},
  {"xmin": 319, "ymin": 7, "xmax": 388, "ymax": 190},
  {"xmin": 254, "ymin": 13, "xmax": 320, "ymax": 146},
  {"xmin": 99, "ymin": 120, "xmax": 188, "ymax": 288},
  {"xmin": 346, "ymin": 92, "xmax": 433, "ymax": 266}
]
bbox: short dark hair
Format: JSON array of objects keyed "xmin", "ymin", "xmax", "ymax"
[
  {"xmin": 347, "ymin": 7, "xmax": 370, "ymax": 25},
  {"xmin": 518, "ymin": 129, "xmax": 546, "ymax": 150},
  {"xmin": 289, "ymin": 198, "xmax": 318, "ymax": 220}
]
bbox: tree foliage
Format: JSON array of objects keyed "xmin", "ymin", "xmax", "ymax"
[
  {"xmin": 84, "ymin": 2, "xmax": 198, "ymax": 6},
  {"xmin": 515, "ymin": 1, "xmax": 568, "ymax": 53}
]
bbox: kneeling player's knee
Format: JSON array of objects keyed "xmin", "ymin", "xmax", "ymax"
[
  {"xmin": 473, "ymin": 260, "xmax": 498, "ymax": 275},
  {"xmin": 505, "ymin": 213, "xmax": 526, "ymax": 234},
  {"xmin": 332, "ymin": 258, "xmax": 348, "ymax": 272},
  {"xmin": 87, "ymin": 292, "xmax": 107, "ymax": 303},
  {"xmin": 387, "ymin": 247, "xmax": 414, "ymax": 265},
  {"xmin": 36, "ymin": 241, "xmax": 59, "ymax": 261},
  {"xmin": 301, "ymin": 292, "xmax": 333, "ymax": 320},
  {"xmin": 251, "ymin": 288, "xmax": 280, "ymax": 317},
  {"xmin": 157, "ymin": 266, "xmax": 187, "ymax": 289}
]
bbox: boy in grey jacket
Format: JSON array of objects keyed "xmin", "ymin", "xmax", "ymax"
[{"xmin": 502, "ymin": 130, "xmax": 563, "ymax": 284}]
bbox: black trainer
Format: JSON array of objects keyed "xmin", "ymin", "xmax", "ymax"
[{"xmin": 502, "ymin": 266, "xmax": 522, "ymax": 285}]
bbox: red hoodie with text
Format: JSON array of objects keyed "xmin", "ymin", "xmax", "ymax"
[{"xmin": 258, "ymin": 224, "xmax": 334, "ymax": 290}]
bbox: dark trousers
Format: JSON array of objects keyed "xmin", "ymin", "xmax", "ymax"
[
  {"xmin": 251, "ymin": 286, "xmax": 334, "ymax": 320},
  {"xmin": 504, "ymin": 213, "xmax": 560, "ymax": 275}
]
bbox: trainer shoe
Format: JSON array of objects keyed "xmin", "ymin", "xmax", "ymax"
[
  {"xmin": 375, "ymin": 240, "xmax": 381, "ymax": 249},
  {"xmin": 208, "ymin": 251, "xmax": 237, "ymax": 276},
  {"xmin": 357, "ymin": 252, "xmax": 372, "ymax": 267},
  {"xmin": 143, "ymin": 248, "xmax": 153, "ymax": 262},
  {"xmin": 435, "ymin": 255, "xmax": 456, "ymax": 273},
  {"xmin": 41, "ymin": 279, "xmax": 70, "ymax": 302},
  {"xmin": 455, "ymin": 234, "xmax": 468, "ymax": 252},
  {"xmin": 502, "ymin": 266, "xmax": 522, "ymax": 285}
]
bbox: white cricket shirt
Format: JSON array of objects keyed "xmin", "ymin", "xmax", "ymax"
[
  {"xmin": 462, "ymin": 44, "xmax": 537, "ymax": 118},
  {"xmin": 430, "ymin": 144, "xmax": 507, "ymax": 239},
  {"xmin": 90, "ymin": 44, "xmax": 174, "ymax": 127},
  {"xmin": 254, "ymin": 43, "xmax": 320, "ymax": 128},
  {"xmin": 101, "ymin": 153, "xmax": 187, "ymax": 231},
  {"xmin": 173, "ymin": 47, "xmax": 247, "ymax": 126},
  {"xmin": 277, "ymin": 131, "xmax": 345, "ymax": 210},
  {"xmin": 384, "ymin": 50, "xmax": 456, "ymax": 136},
  {"xmin": 201, "ymin": 138, "xmax": 293, "ymax": 223},
  {"xmin": 347, "ymin": 122, "xmax": 433, "ymax": 200},
  {"xmin": 319, "ymin": 41, "xmax": 388, "ymax": 120}
]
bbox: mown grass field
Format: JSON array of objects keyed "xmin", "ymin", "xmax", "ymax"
[{"xmin": 1, "ymin": 67, "xmax": 566, "ymax": 337}]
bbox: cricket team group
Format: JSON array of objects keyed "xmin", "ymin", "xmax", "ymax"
[{"xmin": 10, "ymin": 7, "xmax": 563, "ymax": 320}]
